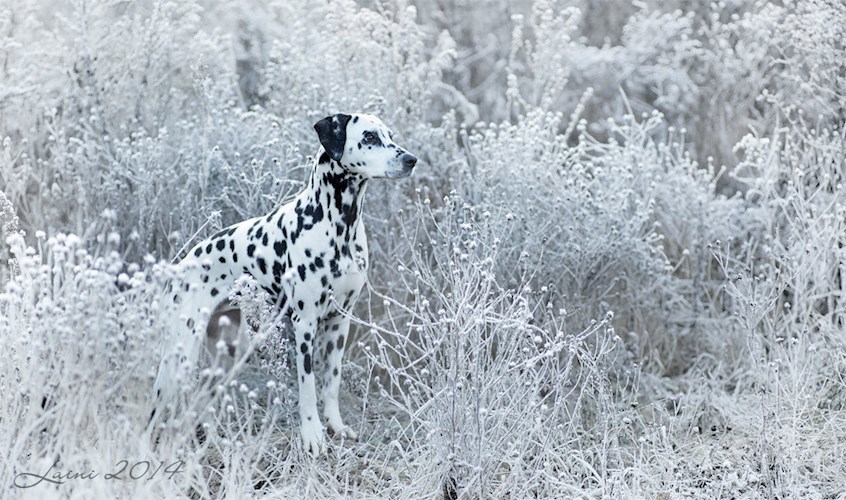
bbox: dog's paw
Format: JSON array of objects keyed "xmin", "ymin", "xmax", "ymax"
[
  {"xmin": 327, "ymin": 421, "xmax": 358, "ymax": 441},
  {"xmin": 301, "ymin": 419, "xmax": 326, "ymax": 457}
]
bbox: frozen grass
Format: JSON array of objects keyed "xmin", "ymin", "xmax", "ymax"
[{"xmin": 2, "ymin": 0, "xmax": 846, "ymax": 498}]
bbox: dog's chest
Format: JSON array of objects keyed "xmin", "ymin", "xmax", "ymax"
[
  {"xmin": 324, "ymin": 230, "xmax": 368, "ymax": 306},
  {"xmin": 267, "ymin": 209, "xmax": 369, "ymax": 310},
  {"xmin": 219, "ymin": 182, "xmax": 372, "ymax": 312}
]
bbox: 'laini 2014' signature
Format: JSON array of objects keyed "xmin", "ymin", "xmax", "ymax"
[{"xmin": 14, "ymin": 459, "xmax": 185, "ymax": 488}]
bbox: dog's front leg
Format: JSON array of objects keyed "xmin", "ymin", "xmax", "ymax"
[
  {"xmin": 293, "ymin": 315, "xmax": 325, "ymax": 457},
  {"xmin": 322, "ymin": 314, "xmax": 357, "ymax": 440}
]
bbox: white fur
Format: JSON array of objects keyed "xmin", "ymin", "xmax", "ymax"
[{"xmin": 152, "ymin": 113, "xmax": 417, "ymax": 456}]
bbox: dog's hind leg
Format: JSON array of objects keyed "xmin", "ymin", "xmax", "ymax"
[{"xmin": 150, "ymin": 280, "xmax": 218, "ymax": 422}]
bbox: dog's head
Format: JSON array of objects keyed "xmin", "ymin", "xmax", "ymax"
[{"xmin": 314, "ymin": 113, "xmax": 417, "ymax": 179}]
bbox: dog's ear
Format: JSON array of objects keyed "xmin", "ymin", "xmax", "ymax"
[{"xmin": 314, "ymin": 114, "xmax": 352, "ymax": 162}]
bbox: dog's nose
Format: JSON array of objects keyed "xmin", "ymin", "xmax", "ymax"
[{"xmin": 402, "ymin": 153, "xmax": 417, "ymax": 169}]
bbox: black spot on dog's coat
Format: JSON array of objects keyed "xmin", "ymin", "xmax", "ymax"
[{"xmin": 274, "ymin": 240, "xmax": 286, "ymax": 257}]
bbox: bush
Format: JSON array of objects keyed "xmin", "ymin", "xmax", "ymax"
[{"xmin": 2, "ymin": 0, "xmax": 846, "ymax": 497}]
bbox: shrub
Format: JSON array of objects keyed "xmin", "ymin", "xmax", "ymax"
[{"xmin": 2, "ymin": 0, "xmax": 846, "ymax": 497}]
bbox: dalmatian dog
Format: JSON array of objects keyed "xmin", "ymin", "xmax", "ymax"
[{"xmin": 152, "ymin": 113, "xmax": 416, "ymax": 456}]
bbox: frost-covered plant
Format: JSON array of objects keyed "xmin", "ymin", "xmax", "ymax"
[
  {"xmin": 257, "ymin": 0, "xmax": 455, "ymax": 128},
  {"xmin": 0, "ymin": 228, "xmax": 307, "ymax": 498},
  {"xmin": 413, "ymin": 0, "xmax": 845, "ymax": 165},
  {"xmin": 0, "ymin": 229, "xmax": 184, "ymax": 496},
  {"xmin": 3, "ymin": 0, "xmax": 846, "ymax": 497},
  {"xmin": 444, "ymin": 108, "xmax": 744, "ymax": 374},
  {"xmin": 357, "ymin": 195, "xmax": 628, "ymax": 497},
  {"xmin": 635, "ymin": 124, "xmax": 846, "ymax": 498},
  {"xmin": 0, "ymin": 0, "xmax": 458, "ymax": 262}
]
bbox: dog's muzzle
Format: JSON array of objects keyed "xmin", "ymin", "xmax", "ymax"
[
  {"xmin": 390, "ymin": 153, "xmax": 417, "ymax": 178},
  {"xmin": 402, "ymin": 153, "xmax": 417, "ymax": 170}
]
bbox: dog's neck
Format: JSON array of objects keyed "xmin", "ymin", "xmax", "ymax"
[{"xmin": 305, "ymin": 152, "xmax": 368, "ymax": 236}]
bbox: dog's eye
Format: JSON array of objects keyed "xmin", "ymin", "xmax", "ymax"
[{"xmin": 362, "ymin": 131, "xmax": 379, "ymax": 145}]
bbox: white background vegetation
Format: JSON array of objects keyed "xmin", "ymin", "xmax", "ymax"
[{"xmin": 1, "ymin": 0, "xmax": 845, "ymax": 498}]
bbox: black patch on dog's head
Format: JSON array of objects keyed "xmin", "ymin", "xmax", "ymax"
[{"xmin": 314, "ymin": 113, "xmax": 352, "ymax": 162}]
